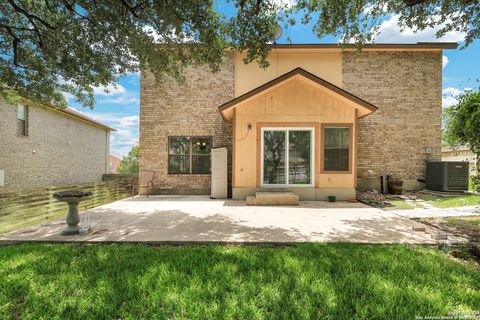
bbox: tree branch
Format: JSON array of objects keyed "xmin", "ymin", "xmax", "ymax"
[
  {"xmin": 7, "ymin": 0, "xmax": 56, "ymax": 30},
  {"xmin": 4, "ymin": 25, "xmax": 29, "ymax": 69},
  {"xmin": 119, "ymin": 0, "xmax": 147, "ymax": 18}
]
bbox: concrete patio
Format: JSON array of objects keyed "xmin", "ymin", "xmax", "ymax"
[{"xmin": 0, "ymin": 195, "xmax": 464, "ymax": 244}]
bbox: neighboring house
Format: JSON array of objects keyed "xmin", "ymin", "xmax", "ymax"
[
  {"xmin": 0, "ymin": 98, "xmax": 116, "ymax": 192},
  {"xmin": 442, "ymin": 146, "xmax": 477, "ymax": 175},
  {"xmin": 108, "ymin": 154, "xmax": 121, "ymax": 173},
  {"xmin": 140, "ymin": 42, "xmax": 455, "ymax": 200}
]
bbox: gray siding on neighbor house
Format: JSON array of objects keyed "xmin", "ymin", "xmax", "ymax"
[{"xmin": 0, "ymin": 100, "xmax": 109, "ymax": 192}]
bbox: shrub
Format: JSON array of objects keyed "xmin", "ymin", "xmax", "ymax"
[{"xmin": 469, "ymin": 176, "xmax": 480, "ymax": 192}]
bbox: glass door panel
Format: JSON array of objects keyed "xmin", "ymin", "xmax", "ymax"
[
  {"xmin": 288, "ymin": 130, "xmax": 311, "ymax": 184},
  {"xmin": 263, "ymin": 130, "xmax": 286, "ymax": 184}
]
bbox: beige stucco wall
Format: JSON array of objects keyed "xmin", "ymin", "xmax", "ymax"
[
  {"xmin": 0, "ymin": 100, "xmax": 109, "ymax": 192},
  {"xmin": 235, "ymin": 51, "xmax": 342, "ymax": 96},
  {"xmin": 234, "ymin": 77, "xmax": 357, "ymax": 192}
]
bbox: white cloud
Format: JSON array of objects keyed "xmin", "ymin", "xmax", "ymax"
[
  {"xmin": 100, "ymin": 96, "xmax": 139, "ymax": 105},
  {"xmin": 442, "ymin": 87, "xmax": 471, "ymax": 108},
  {"xmin": 143, "ymin": 26, "xmax": 195, "ymax": 43},
  {"xmin": 118, "ymin": 115, "xmax": 139, "ymax": 127},
  {"xmin": 442, "ymin": 87, "xmax": 461, "ymax": 96},
  {"xmin": 373, "ymin": 15, "xmax": 466, "ymax": 43},
  {"xmin": 362, "ymin": 3, "xmax": 388, "ymax": 15},
  {"xmin": 442, "ymin": 95, "xmax": 458, "ymax": 109},
  {"xmin": 93, "ymin": 83, "xmax": 126, "ymax": 96},
  {"xmin": 63, "ymin": 91, "xmax": 75, "ymax": 101},
  {"xmin": 272, "ymin": 0, "xmax": 296, "ymax": 9},
  {"xmin": 442, "ymin": 55, "xmax": 449, "ymax": 69}
]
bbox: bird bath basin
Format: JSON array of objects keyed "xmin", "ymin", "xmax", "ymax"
[{"xmin": 53, "ymin": 191, "xmax": 93, "ymax": 235}]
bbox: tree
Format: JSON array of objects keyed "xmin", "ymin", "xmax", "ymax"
[
  {"xmin": 0, "ymin": 0, "xmax": 280, "ymax": 108},
  {"xmin": 443, "ymin": 89, "xmax": 480, "ymax": 176},
  {"xmin": 289, "ymin": 0, "xmax": 479, "ymax": 47},
  {"xmin": 1, "ymin": 0, "xmax": 479, "ymax": 109},
  {"xmin": 118, "ymin": 145, "xmax": 140, "ymax": 174}
]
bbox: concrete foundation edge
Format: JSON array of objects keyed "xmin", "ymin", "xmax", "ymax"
[{"xmin": 232, "ymin": 187, "xmax": 356, "ymax": 201}]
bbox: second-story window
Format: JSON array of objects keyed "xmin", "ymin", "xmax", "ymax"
[{"xmin": 17, "ymin": 104, "xmax": 28, "ymax": 137}]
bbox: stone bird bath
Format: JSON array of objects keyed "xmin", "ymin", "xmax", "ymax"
[{"xmin": 53, "ymin": 191, "xmax": 93, "ymax": 235}]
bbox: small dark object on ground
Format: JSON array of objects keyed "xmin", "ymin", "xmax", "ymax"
[
  {"xmin": 387, "ymin": 180, "xmax": 403, "ymax": 195},
  {"xmin": 328, "ymin": 196, "xmax": 336, "ymax": 202}
]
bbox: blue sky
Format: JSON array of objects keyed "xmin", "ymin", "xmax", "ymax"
[{"xmin": 66, "ymin": 2, "xmax": 480, "ymax": 159}]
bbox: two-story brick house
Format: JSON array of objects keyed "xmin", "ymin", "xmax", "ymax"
[
  {"xmin": 140, "ymin": 42, "xmax": 456, "ymax": 200},
  {"xmin": 0, "ymin": 98, "xmax": 115, "ymax": 192}
]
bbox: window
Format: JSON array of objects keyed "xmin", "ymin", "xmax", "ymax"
[
  {"xmin": 262, "ymin": 128, "xmax": 313, "ymax": 186},
  {"xmin": 323, "ymin": 126, "xmax": 351, "ymax": 172},
  {"xmin": 17, "ymin": 104, "xmax": 28, "ymax": 136},
  {"xmin": 168, "ymin": 136, "xmax": 212, "ymax": 174}
]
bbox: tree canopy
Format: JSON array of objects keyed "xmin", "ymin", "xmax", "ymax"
[
  {"xmin": 443, "ymin": 89, "xmax": 480, "ymax": 174},
  {"xmin": 1, "ymin": 0, "xmax": 478, "ymax": 108},
  {"xmin": 118, "ymin": 144, "xmax": 140, "ymax": 174}
]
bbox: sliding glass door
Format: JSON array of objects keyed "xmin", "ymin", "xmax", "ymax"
[{"xmin": 262, "ymin": 128, "xmax": 314, "ymax": 186}]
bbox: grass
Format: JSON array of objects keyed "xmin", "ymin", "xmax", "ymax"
[
  {"xmin": 386, "ymin": 199, "xmax": 422, "ymax": 210},
  {"xmin": 417, "ymin": 194, "xmax": 480, "ymax": 208},
  {"xmin": 1, "ymin": 244, "xmax": 480, "ymax": 319}
]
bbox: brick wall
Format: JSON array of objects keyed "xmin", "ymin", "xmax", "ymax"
[
  {"xmin": 140, "ymin": 55, "xmax": 235, "ymax": 194},
  {"xmin": 0, "ymin": 100, "xmax": 109, "ymax": 192},
  {"xmin": 342, "ymin": 51, "xmax": 443, "ymax": 190}
]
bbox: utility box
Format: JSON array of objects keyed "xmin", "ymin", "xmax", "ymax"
[
  {"xmin": 426, "ymin": 161, "xmax": 469, "ymax": 192},
  {"xmin": 211, "ymin": 147, "xmax": 228, "ymax": 199}
]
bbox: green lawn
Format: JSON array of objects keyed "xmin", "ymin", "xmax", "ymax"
[
  {"xmin": 417, "ymin": 194, "xmax": 480, "ymax": 208},
  {"xmin": 1, "ymin": 244, "xmax": 479, "ymax": 319},
  {"xmin": 386, "ymin": 199, "xmax": 422, "ymax": 210}
]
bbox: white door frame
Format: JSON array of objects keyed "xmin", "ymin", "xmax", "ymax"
[{"xmin": 260, "ymin": 127, "xmax": 315, "ymax": 187}]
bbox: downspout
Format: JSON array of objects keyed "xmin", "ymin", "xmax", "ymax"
[{"xmin": 105, "ymin": 130, "xmax": 110, "ymax": 174}]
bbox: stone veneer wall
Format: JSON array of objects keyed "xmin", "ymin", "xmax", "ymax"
[
  {"xmin": 140, "ymin": 55, "xmax": 235, "ymax": 194},
  {"xmin": 0, "ymin": 100, "xmax": 109, "ymax": 192},
  {"xmin": 342, "ymin": 51, "xmax": 443, "ymax": 190}
]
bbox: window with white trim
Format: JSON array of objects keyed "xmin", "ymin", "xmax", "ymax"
[
  {"xmin": 17, "ymin": 104, "xmax": 28, "ymax": 137},
  {"xmin": 262, "ymin": 128, "xmax": 314, "ymax": 186}
]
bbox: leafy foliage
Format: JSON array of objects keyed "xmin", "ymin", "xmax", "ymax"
[
  {"xmin": 118, "ymin": 144, "xmax": 140, "ymax": 174},
  {"xmin": 1, "ymin": 0, "xmax": 479, "ymax": 108},
  {"xmin": 290, "ymin": 0, "xmax": 479, "ymax": 46},
  {"xmin": 470, "ymin": 176, "xmax": 480, "ymax": 192},
  {"xmin": 0, "ymin": 0, "xmax": 280, "ymax": 108},
  {"xmin": 443, "ymin": 89, "xmax": 480, "ymax": 174}
]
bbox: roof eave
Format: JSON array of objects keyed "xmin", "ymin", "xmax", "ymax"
[{"xmin": 18, "ymin": 97, "xmax": 117, "ymax": 131}]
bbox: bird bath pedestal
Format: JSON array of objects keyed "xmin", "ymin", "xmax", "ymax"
[{"xmin": 53, "ymin": 191, "xmax": 93, "ymax": 235}]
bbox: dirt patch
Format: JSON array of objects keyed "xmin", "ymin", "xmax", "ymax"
[
  {"xmin": 416, "ymin": 216, "xmax": 480, "ymax": 261},
  {"xmin": 357, "ymin": 191, "xmax": 421, "ymax": 209}
]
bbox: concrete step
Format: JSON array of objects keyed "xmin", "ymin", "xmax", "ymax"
[
  {"xmin": 254, "ymin": 192, "xmax": 299, "ymax": 206},
  {"xmin": 246, "ymin": 195, "xmax": 257, "ymax": 206}
]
